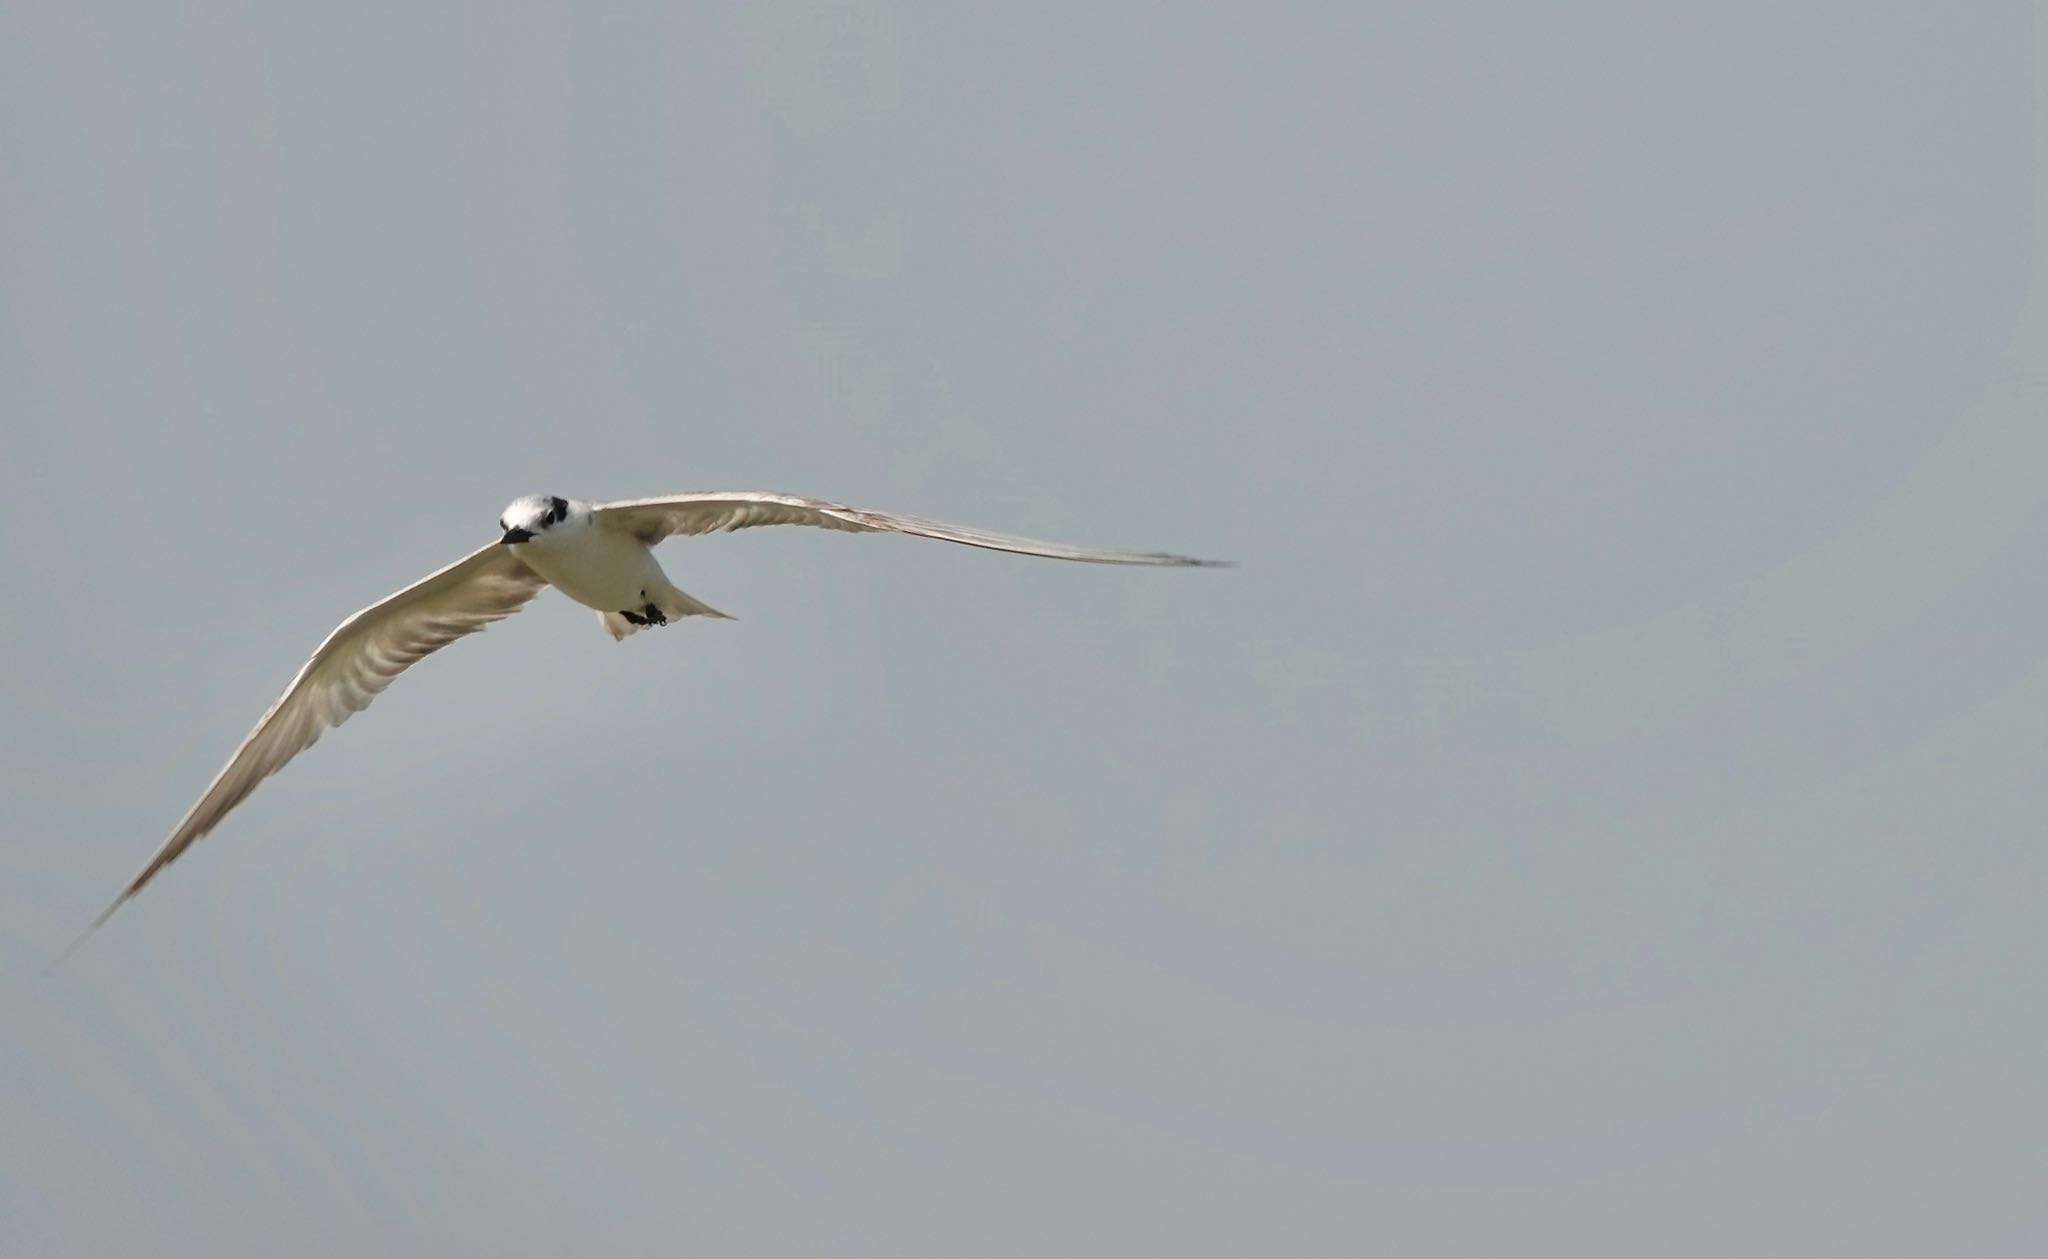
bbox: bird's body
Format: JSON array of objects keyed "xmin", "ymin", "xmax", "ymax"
[
  {"xmin": 500, "ymin": 497, "xmax": 723, "ymax": 635},
  {"xmin": 71, "ymin": 487, "xmax": 1226, "ymax": 947},
  {"xmin": 508, "ymin": 499, "xmax": 665, "ymax": 613}
]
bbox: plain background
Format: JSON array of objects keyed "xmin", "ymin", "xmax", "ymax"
[{"xmin": 3, "ymin": 3, "xmax": 2045, "ymax": 1255}]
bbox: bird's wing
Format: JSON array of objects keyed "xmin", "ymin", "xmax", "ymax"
[
  {"xmin": 593, "ymin": 491, "xmax": 1229, "ymax": 566},
  {"xmin": 92, "ymin": 542, "xmax": 548, "ymax": 930}
]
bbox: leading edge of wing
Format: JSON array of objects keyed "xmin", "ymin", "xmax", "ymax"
[{"xmin": 63, "ymin": 541, "xmax": 546, "ymax": 959}]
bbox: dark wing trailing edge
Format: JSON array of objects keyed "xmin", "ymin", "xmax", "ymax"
[{"xmin": 593, "ymin": 490, "xmax": 1231, "ymax": 567}]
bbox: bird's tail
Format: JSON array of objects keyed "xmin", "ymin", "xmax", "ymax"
[{"xmin": 598, "ymin": 584, "xmax": 735, "ymax": 640}]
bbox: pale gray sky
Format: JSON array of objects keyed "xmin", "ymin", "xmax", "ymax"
[{"xmin": 4, "ymin": 3, "xmax": 2045, "ymax": 1256}]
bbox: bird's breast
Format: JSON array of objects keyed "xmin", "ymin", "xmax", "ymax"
[{"xmin": 513, "ymin": 528, "xmax": 666, "ymax": 612}]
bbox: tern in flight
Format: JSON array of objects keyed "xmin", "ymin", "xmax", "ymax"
[{"xmin": 78, "ymin": 490, "xmax": 1226, "ymax": 942}]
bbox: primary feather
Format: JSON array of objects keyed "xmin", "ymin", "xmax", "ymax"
[
  {"xmin": 595, "ymin": 490, "xmax": 1229, "ymax": 566},
  {"xmin": 85, "ymin": 544, "xmax": 544, "ymax": 933}
]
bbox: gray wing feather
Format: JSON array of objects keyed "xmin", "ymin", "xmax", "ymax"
[
  {"xmin": 89, "ymin": 543, "xmax": 547, "ymax": 932},
  {"xmin": 593, "ymin": 491, "xmax": 1229, "ymax": 566}
]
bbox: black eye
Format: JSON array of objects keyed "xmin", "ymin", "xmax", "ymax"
[{"xmin": 548, "ymin": 496, "xmax": 568, "ymax": 525}]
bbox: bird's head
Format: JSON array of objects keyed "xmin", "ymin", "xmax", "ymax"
[{"xmin": 498, "ymin": 495, "xmax": 580, "ymax": 545}]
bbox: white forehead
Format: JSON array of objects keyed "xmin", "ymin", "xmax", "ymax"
[{"xmin": 500, "ymin": 495, "xmax": 553, "ymax": 522}]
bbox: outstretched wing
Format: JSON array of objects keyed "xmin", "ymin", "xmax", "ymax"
[
  {"xmin": 593, "ymin": 491, "xmax": 1229, "ymax": 566},
  {"xmin": 90, "ymin": 542, "xmax": 547, "ymax": 932}
]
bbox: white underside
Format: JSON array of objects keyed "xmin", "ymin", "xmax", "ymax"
[
  {"xmin": 509, "ymin": 525, "xmax": 668, "ymax": 610},
  {"xmin": 507, "ymin": 525, "xmax": 730, "ymax": 638}
]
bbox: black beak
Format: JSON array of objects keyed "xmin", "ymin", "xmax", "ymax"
[{"xmin": 500, "ymin": 527, "xmax": 534, "ymax": 545}]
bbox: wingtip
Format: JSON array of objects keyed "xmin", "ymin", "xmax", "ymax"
[{"xmin": 48, "ymin": 894, "xmax": 128, "ymax": 974}]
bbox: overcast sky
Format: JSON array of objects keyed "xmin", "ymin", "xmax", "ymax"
[{"xmin": 3, "ymin": 3, "xmax": 2045, "ymax": 1256}]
